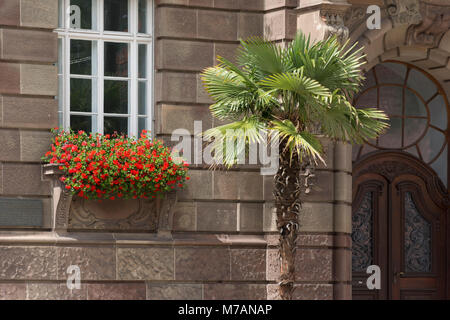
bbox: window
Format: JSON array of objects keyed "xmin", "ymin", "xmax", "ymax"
[
  {"xmin": 353, "ymin": 61, "xmax": 449, "ymax": 188},
  {"xmin": 56, "ymin": 0, "xmax": 153, "ymax": 136}
]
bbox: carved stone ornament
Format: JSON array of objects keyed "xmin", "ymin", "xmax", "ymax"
[
  {"xmin": 406, "ymin": 1, "xmax": 450, "ymax": 48},
  {"xmin": 43, "ymin": 164, "xmax": 178, "ymax": 233},
  {"xmin": 385, "ymin": 0, "xmax": 422, "ymax": 26},
  {"xmin": 320, "ymin": 8, "xmax": 350, "ymax": 43}
]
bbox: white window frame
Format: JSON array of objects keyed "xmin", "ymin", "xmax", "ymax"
[{"xmin": 56, "ymin": 0, "xmax": 154, "ymax": 136}]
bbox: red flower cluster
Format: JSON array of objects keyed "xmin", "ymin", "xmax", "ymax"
[{"xmin": 42, "ymin": 129, "xmax": 190, "ymax": 200}]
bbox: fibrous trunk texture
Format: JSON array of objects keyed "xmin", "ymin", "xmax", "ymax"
[{"xmin": 274, "ymin": 146, "xmax": 313, "ymax": 300}]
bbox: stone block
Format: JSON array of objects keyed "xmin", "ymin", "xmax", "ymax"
[
  {"xmin": 158, "ymin": 104, "xmax": 211, "ymax": 134},
  {"xmin": 197, "ymin": 202, "xmax": 237, "ymax": 232},
  {"xmin": 155, "ymin": 7, "xmax": 197, "ymax": 38},
  {"xmin": 1, "ymin": 96, "xmax": 58, "ymax": 129},
  {"xmin": 364, "ymin": 36, "xmax": 384, "ymax": 63},
  {"xmin": 173, "ymin": 202, "xmax": 196, "ymax": 231},
  {"xmin": 0, "ymin": 62, "xmax": 20, "ymax": 94},
  {"xmin": 239, "ymin": 202, "xmax": 263, "ymax": 232},
  {"xmin": 298, "ymin": 202, "xmax": 333, "ymax": 233},
  {"xmin": 156, "ymin": 0, "xmax": 188, "ymax": 5},
  {"xmin": 267, "ymin": 284, "xmax": 281, "ymax": 300},
  {"xmin": 203, "ymin": 284, "xmax": 266, "ymax": 300},
  {"xmin": 213, "ymin": 171, "xmax": 263, "ymax": 201},
  {"xmin": 1, "ymin": 29, "xmax": 57, "ymax": 62},
  {"xmin": 178, "ymin": 170, "xmax": 213, "ymax": 200},
  {"xmin": 263, "ymin": 175, "xmax": 274, "ymax": 201},
  {"xmin": 57, "ymin": 246, "xmax": 115, "ymax": 281},
  {"xmin": 334, "ymin": 203, "xmax": 352, "ymax": 234},
  {"xmin": 0, "ymin": 246, "xmax": 57, "ymax": 280},
  {"xmin": 297, "ymin": 234, "xmax": 333, "ymax": 247},
  {"xmin": 197, "ymin": 73, "xmax": 213, "ymax": 104},
  {"xmin": 0, "ymin": 283, "xmax": 26, "ymax": 300},
  {"xmin": 384, "ymin": 24, "xmax": 408, "ymax": 51},
  {"xmin": 20, "ymin": 130, "xmax": 52, "ymax": 162},
  {"xmin": 0, "ymin": 129, "xmax": 20, "ymax": 161},
  {"xmin": 333, "ymin": 248, "xmax": 352, "ymax": 282},
  {"xmin": 155, "ymin": 72, "xmax": 197, "ymax": 104},
  {"xmin": 263, "ymin": 202, "xmax": 277, "ymax": 232},
  {"xmin": 264, "ymin": 0, "xmax": 297, "ymax": 11},
  {"xmin": 175, "ymin": 247, "xmax": 230, "ymax": 281},
  {"xmin": 20, "ymin": 0, "xmax": 58, "ymax": 29},
  {"xmin": 264, "ymin": 10, "xmax": 287, "ymax": 41},
  {"xmin": 88, "ymin": 283, "xmax": 146, "ymax": 300},
  {"xmin": 147, "ymin": 283, "xmax": 203, "ymax": 300},
  {"xmin": 438, "ymin": 30, "xmax": 450, "ymax": 53},
  {"xmin": 267, "ymin": 248, "xmax": 280, "ymax": 281},
  {"xmin": 334, "ymin": 141, "xmax": 352, "ymax": 172},
  {"xmin": 334, "ymin": 172, "xmax": 352, "ymax": 203},
  {"xmin": 27, "ymin": 283, "xmax": 87, "ymax": 300},
  {"xmin": 20, "ymin": 64, "xmax": 57, "ymax": 96},
  {"xmin": 198, "ymin": 10, "xmax": 238, "ymax": 41},
  {"xmin": 214, "ymin": 43, "xmax": 240, "ymax": 65},
  {"xmin": 303, "ymin": 170, "xmax": 334, "ymax": 202},
  {"xmin": 238, "ymin": 12, "xmax": 263, "ymax": 39},
  {"xmin": 292, "ymin": 284, "xmax": 333, "ymax": 300},
  {"xmin": 213, "ymin": 0, "xmax": 238, "ymax": 9},
  {"xmin": 117, "ymin": 247, "xmax": 174, "ymax": 280},
  {"xmin": 3, "ymin": 163, "xmax": 51, "ymax": 196},
  {"xmin": 231, "ymin": 248, "xmax": 266, "ymax": 280},
  {"xmin": 398, "ymin": 46, "xmax": 428, "ymax": 61},
  {"xmin": 239, "ymin": 172, "xmax": 264, "ymax": 201},
  {"xmin": 240, "ymin": 0, "xmax": 264, "ymax": 11},
  {"xmin": 0, "ymin": 198, "xmax": 43, "ymax": 227},
  {"xmin": 157, "ymin": 39, "xmax": 214, "ymax": 71},
  {"xmin": 295, "ymin": 249, "xmax": 333, "ymax": 282},
  {"xmin": 0, "ymin": 0, "xmax": 20, "ymax": 26},
  {"xmin": 189, "ymin": 0, "xmax": 213, "ymax": 7}
]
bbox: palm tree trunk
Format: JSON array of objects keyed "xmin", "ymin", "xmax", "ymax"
[{"xmin": 274, "ymin": 145, "xmax": 305, "ymax": 300}]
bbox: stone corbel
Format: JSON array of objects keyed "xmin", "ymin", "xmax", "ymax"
[
  {"xmin": 43, "ymin": 164, "xmax": 72, "ymax": 232},
  {"xmin": 296, "ymin": 0, "xmax": 352, "ymax": 43},
  {"xmin": 385, "ymin": 0, "xmax": 422, "ymax": 26}
]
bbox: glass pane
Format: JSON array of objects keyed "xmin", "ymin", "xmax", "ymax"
[
  {"xmin": 138, "ymin": 117, "xmax": 147, "ymax": 134},
  {"xmin": 58, "ymin": 75, "xmax": 64, "ymax": 112},
  {"xmin": 355, "ymin": 87, "xmax": 377, "ymax": 109},
  {"xmin": 379, "ymin": 86, "xmax": 403, "ymax": 116},
  {"xmin": 429, "ymin": 95, "xmax": 447, "ymax": 131},
  {"xmin": 71, "ymin": 115, "xmax": 93, "ymax": 132},
  {"xmin": 376, "ymin": 62, "xmax": 406, "ymax": 85},
  {"xmin": 104, "ymin": 0, "xmax": 128, "ymax": 32},
  {"xmin": 104, "ymin": 80, "xmax": 128, "ymax": 114},
  {"xmin": 404, "ymin": 192, "xmax": 432, "ymax": 273},
  {"xmin": 431, "ymin": 144, "xmax": 447, "ymax": 188},
  {"xmin": 70, "ymin": 40, "xmax": 93, "ymax": 75},
  {"xmin": 419, "ymin": 128, "xmax": 446, "ymax": 163},
  {"xmin": 138, "ymin": 81, "xmax": 146, "ymax": 115},
  {"xmin": 70, "ymin": 78, "xmax": 92, "ymax": 112},
  {"xmin": 405, "ymin": 146, "xmax": 419, "ymax": 159},
  {"xmin": 404, "ymin": 118, "xmax": 427, "ymax": 147},
  {"xmin": 58, "ymin": 0, "xmax": 64, "ymax": 28},
  {"xmin": 138, "ymin": 44, "xmax": 147, "ymax": 78},
  {"xmin": 70, "ymin": 0, "xmax": 93, "ymax": 30},
  {"xmin": 407, "ymin": 68, "xmax": 437, "ymax": 102},
  {"xmin": 104, "ymin": 42, "xmax": 128, "ymax": 77},
  {"xmin": 361, "ymin": 69, "xmax": 376, "ymax": 91},
  {"xmin": 104, "ymin": 117, "xmax": 128, "ymax": 135},
  {"xmin": 58, "ymin": 39, "xmax": 63, "ymax": 74},
  {"xmin": 352, "ymin": 192, "xmax": 373, "ymax": 272},
  {"xmin": 138, "ymin": 0, "xmax": 147, "ymax": 33},
  {"xmin": 405, "ymin": 88, "xmax": 427, "ymax": 117},
  {"xmin": 378, "ymin": 117, "xmax": 402, "ymax": 149}
]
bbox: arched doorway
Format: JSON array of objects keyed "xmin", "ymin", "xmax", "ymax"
[{"xmin": 351, "ymin": 61, "xmax": 450, "ymax": 299}]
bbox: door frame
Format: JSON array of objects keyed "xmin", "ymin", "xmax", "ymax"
[{"xmin": 352, "ymin": 150, "xmax": 450, "ymax": 299}]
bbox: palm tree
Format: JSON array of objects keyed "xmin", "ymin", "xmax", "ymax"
[{"xmin": 201, "ymin": 31, "xmax": 389, "ymax": 300}]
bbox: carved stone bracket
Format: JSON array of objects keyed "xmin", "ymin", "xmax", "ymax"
[
  {"xmin": 43, "ymin": 164, "xmax": 178, "ymax": 234},
  {"xmin": 295, "ymin": 1, "xmax": 351, "ymax": 44}
]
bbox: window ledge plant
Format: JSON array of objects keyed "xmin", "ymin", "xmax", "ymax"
[{"xmin": 42, "ymin": 129, "xmax": 189, "ymax": 233}]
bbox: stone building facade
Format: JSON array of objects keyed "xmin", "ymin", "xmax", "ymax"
[{"xmin": 0, "ymin": 0, "xmax": 448, "ymax": 300}]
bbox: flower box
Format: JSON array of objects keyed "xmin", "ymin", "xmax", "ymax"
[{"xmin": 42, "ymin": 130, "xmax": 188, "ymax": 234}]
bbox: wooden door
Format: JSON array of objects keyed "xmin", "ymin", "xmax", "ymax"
[{"xmin": 352, "ymin": 152, "xmax": 448, "ymax": 300}]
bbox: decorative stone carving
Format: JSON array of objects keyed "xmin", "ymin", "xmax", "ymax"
[
  {"xmin": 43, "ymin": 164, "xmax": 178, "ymax": 234},
  {"xmin": 385, "ymin": 0, "xmax": 422, "ymax": 26},
  {"xmin": 406, "ymin": 2, "xmax": 450, "ymax": 48},
  {"xmin": 321, "ymin": 8, "xmax": 350, "ymax": 43}
]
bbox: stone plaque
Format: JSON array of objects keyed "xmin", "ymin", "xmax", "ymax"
[{"xmin": 0, "ymin": 198, "xmax": 43, "ymax": 227}]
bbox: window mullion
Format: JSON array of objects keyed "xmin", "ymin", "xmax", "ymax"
[
  {"xmin": 98, "ymin": 39, "xmax": 104, "ymax": 134},
  {"xmin": 130, "ymin": 40, "xmax": 138, "ymax": 136},
  {"xmin": 65, "ymin": 36, "xmax": 71, "ymax": 130},
  {"xmin": 148, "ymin": 0, "xmax": 153, "ymax": 135}
]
